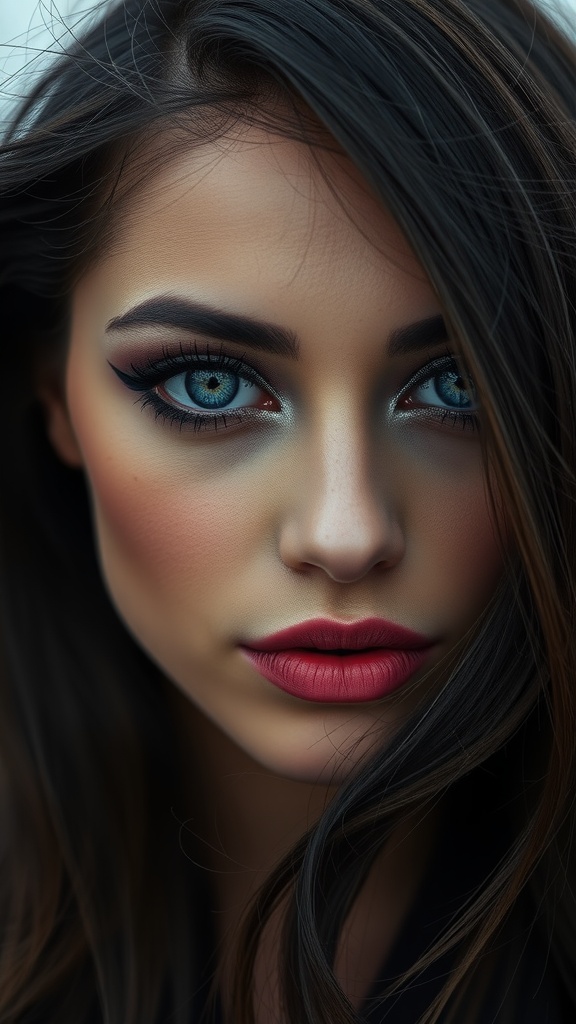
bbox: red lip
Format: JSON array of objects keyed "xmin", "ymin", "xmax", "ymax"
[{"xmin": 238, "ymin": 617, "xmax": 438, "ymax": 704}]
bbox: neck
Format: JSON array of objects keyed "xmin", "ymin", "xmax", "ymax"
[
  {"xmin": 167, "ymin": 682, "xmax": 337, "ymax": 917},
  {"xmin": 165, "ymin": 681, "xmax": 440, "ymax": 1017}
]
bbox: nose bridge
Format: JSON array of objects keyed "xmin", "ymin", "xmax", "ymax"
[
  {"xmin": 310, "ymin": 409, "xmax": 375, "ymax": 526},
  {"xmin": 278, "ymin": 400, "xmax": 405, "ymax": 582}
]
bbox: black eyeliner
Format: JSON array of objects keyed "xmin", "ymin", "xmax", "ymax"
[{"xmin": 107, "ymin": 341, "xmax": 270, "ymax": 394}]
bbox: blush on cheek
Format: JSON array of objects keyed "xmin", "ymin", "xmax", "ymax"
[{"xmin": 86, "ymin": 455, "xmax": 253, "ymax": 611}]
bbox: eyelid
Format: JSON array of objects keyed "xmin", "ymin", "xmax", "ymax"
[
  {"xmin": 107, "ymin": 340, "xmax": 285, "ymax": 433},
  {"xmin": 396, "ymin": 348, "xmax": 476, "ymax": 400},
  {"xmin": 108, "ymin": 340, "xmax": 477, "ymax": 434},
  {"xmin": 107, "ymin": 341, "xmax": 281, "ymax": 401}
]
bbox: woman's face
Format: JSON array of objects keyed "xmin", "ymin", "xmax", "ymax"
[{"xmin": 43, "ymin": 126, "xmax": 506, "ymax": 783}]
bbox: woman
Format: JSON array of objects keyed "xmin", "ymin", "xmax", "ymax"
[{"xmin": 0, "ymin": 0, "xmax": 575, "ymax": 1021}]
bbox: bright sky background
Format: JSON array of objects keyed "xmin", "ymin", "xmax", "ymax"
[
  {"xmin": 0, "ymin": 0, "xmax": 105, "ymax": 122},
  {"xmin": 1, "ymin": 0, "xmax": 575, "ymax": 124}
]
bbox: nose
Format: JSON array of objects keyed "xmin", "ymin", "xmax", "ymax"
[{"xmin": 278, "ymin": 414, "xmax": 405, "ymax": 584}]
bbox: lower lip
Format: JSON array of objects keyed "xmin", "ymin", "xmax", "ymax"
[{"xmin": 238, "ymin": 646, "xmax": 436, "ymax": 703}]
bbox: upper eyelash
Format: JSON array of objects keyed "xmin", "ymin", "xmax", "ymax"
[
  {"xmin": 399, "ymin": 345, "xmax": 476, "ymax": 401},
  {"xmin": 109, "ymin": 340, "xmax": 257, "ymax": 389},
  {"xmin": 399, "ymin": 348, "xmax": 479, "ymax": 433},
  {"xmin": 108, "ymin": 340, "xmax": 479, "ymax": 434},
  {"xmin": 107, "ymin": 340, "xmax": 272, "ymax": 433}
]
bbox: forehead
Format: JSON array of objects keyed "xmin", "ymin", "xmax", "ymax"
[
  {"xmin": 103, "ymin": 123, "xmax": 421, "ymax": 263},
  {"xmin": 76, "ymin": 123, "xmax": 438, "ymax": 336}
]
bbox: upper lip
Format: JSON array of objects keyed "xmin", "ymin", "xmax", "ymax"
[{"xmin": 242, "ymin": 617, "xmax": 435, "ymax": 651}]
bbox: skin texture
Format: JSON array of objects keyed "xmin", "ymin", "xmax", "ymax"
[{"xmin": 40, "ymin": 124, "xmax": 507, "ymax": 1014}]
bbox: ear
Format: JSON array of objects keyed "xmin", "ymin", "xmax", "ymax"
[{"xmin": 36, "ymin": 378, "xmax": 84, "ymax": 469}]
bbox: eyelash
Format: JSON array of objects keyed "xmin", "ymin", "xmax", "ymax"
[
  {"xmin": 109, "ymin": 342, "xmax": 276, "ymax": 433},
  {"xmin": 399, "ymin": 348, "xmax": 480, "ymax": 434},
  {"xmin": 108, "ymin": 340, "xmax": 480, "ymax": 435}
]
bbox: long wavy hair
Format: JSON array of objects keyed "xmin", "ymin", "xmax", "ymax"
[{"xmin": 1, "ymin": 1, "xmax": 575, "ymax": 1022}]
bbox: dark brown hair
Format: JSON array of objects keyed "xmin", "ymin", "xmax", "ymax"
[{"xmin": 0, "ymin": 1, "xmax": 575, "ymax": 1021}]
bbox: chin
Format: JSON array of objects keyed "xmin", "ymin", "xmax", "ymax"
[{"xmin": 229, "ymin": 714, "xmax": 392, "ymax": 786}]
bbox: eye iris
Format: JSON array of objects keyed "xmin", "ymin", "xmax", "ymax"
[
  {"xmin": 184, "ymin": 369, "xmax": 240, "ymax": 409},
  {"xmin": 436, "ymin": 369, "xmax": 475, "ymax": 408}
]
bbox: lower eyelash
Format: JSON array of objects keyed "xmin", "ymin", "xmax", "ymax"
[
  {"xmin": 114, "ymin": 345, "xmax": 480, "ymax": 434},
  {"xmin": 433, "ymin": 409, "xmax": 480, "ymax": 432},
  {"xmin": 138, "ymin": 388, "xmax": 481, "ymax": 434},
  {"xmin": 138, "ymin": 392, "xmax": 248, "ymax": 432},
  {"xmin": 110, "ymin": 344, "xmax": 269, "ymax": 431},
  {"xmin": 402, "ymin": 354, "xmax": 480, "ymax": 433}
]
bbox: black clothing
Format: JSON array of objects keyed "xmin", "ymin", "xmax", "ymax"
[
  {"xmin": 192, "ymin": 782, "xmax": 568, "ymax": 1024},
  {"xmin": 360, "ymin": 808, "xmax": 565, "ymax": 1023}
]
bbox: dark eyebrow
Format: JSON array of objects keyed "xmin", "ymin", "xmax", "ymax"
[
  {"xmin": 105, "ymin": 297, "xmax": 299, "ymax": 359},
  {"xmin": 387, "ymin": 313, "xmax": 448, "ymax": 357},
  {"xmin": 106, "ymin": 296, "xmax": 447, "ymax": 359}
]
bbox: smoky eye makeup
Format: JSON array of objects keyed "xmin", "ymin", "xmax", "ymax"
[
  {"xmin": 394, "ymin": 348, "xmax": 480, "ymax": 434},
  {"xmin": 106, "ymin": 337, "xmax": 481, "ymax": 436},
  {"xmin": 107, "ymin": 340, "xmax": 282, "ymax": 433}
]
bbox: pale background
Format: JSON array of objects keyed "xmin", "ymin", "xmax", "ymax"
[
  {"xmin": 1, "ymin": 0, "xmax": 575, "ymax": 123},
  {"xmin": 0, "ymin": 0, "xmax": 104, "ymax": 122}
]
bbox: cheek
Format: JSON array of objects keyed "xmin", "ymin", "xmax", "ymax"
[
  {"xmin": 88, "ymin": 457, "xmax": 257, "ymax": 613},
  {"xmin": 436, "ymin": 494, "xmax": 502, "ymax": 586},
  {"xmin": 406, "ymin": 454, "xmax": 506, "ymax": 627},
  {"xmin": 65, "ymin": 359, "xmax": 266, "ymax": 633}
]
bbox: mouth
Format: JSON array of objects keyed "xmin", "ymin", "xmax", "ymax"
[
  {"xmin": 238, "ymin": 641, "xmax": 438, "ymax": 704},
  {"xmin": 238, "ymin": 617, "xmax": 439, "ymax": 703},
  {"xmin": 309, "ymin": 646, "xmax": 386, "ymax": 655}
]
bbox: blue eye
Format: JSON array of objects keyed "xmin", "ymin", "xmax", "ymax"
[
  {"xmin": 108, "ymin": 342, "xmax": 479, "ymax": 435},
  {"xmin": 412, "ymin": 366, "xmax": 475, "ymax": 409},
  {"xmin": 399, "ymin": 355, "xmax": 480, "ymax": 433},
  {"xmin": 162, "ymin": 367, "xmax": 260, "ymax": 412},
  {"xmin": 108, "ymin": 342, "xmax": 279, "ymax": 432}
]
